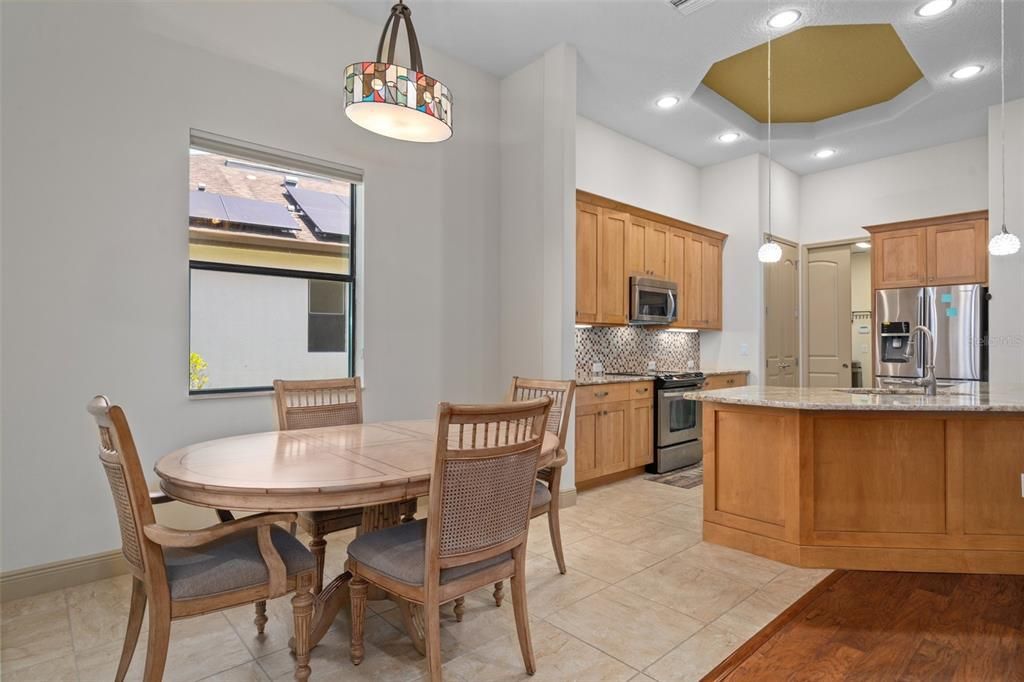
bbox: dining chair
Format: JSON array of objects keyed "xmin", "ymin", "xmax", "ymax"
[
  {"xmin": 490, "ymin": 377, "xmax": 576, "ymax": 607},
  {"xmin": 346, "ymin": 397, "xmax": 553, "ymax": 681},
  {"xmin": 272, "ymin": 377, "xmax": 369, "ymax": 594},
  {"xmin": 88, "ymin": 396, "xmax": 317, "ymax": 682}
]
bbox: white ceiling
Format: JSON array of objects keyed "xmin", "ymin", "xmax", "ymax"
[{"xmin": 339, "ymin": 0, "xmax": 1024, "ymax": 175}]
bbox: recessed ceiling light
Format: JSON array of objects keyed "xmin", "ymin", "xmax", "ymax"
[
  {"xmin": 656, "ymin": 95, "xmax": 680, "ymax": 109},
  {"xmin": 767, "ymin": 9, "xmax": 801, "ymax": 28},
  {"xmin": 718, "ymin": 132, "xmax": 741, "ymax": 143},
  {"xmin": 916, "ymin": 0, "xmax": 954, "ymax": 17},
  {"xmin": 856, "ymin": 241, "xmax": 872, "ymax": 249},
  {"xmin": 951, "ymin": 64, "xmax": 983, "ymax": 80},
  {"xmin": 814, "ymin": 148, "xmax": 836, "ymax": 159}
]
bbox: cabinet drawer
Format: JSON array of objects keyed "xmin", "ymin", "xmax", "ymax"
[
  {"xmin": 628, "ymin": 381, "xmax": 654, "ymax": 402},
  {"xmin": 703, "ymin": 373, "xmax": 747, "ymax": 390},
  {"xmin": 577, "ymin": 382, "xmax": 634, "ymax": 406}
]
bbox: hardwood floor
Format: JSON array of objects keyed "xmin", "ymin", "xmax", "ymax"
[{"xmin": 705, "ymin": 571, "xmax": 1024, "ymax": 681}]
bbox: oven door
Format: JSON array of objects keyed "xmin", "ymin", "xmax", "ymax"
[{"xmin": 657, "ymin": 388, "xmax": 702, "ymax": 447}]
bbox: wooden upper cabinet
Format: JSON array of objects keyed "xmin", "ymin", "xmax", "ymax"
[
  {"xmin": 667, "ymin": 228, "xmax": 688, "ymax": 328},
  {"xmin": 575, "ymin": 201, "xmax": 600, "ymax": 323},
  {"xmin": 682, "ymin": 232, "xmax": 705, "ymax": 328},
  {"xmin": 627, "ymin": 218, "xmax": 669, "ymax": 279},
  {"xmin": 866, "ymin": 211, "xmax": 989, "ymax": 289},
  {"xmin": 701, "ymin": 238, "xmax": 723, "ymax": 329},
  {"xmin": 872, "ymin": 227, "xmax": 928, "ymax": 288},
  {"xmin": 927, "ymin": 219, "xmax": 988, "ymax": 285},
  {"xmin": 598, "ymin": 209, "xmax": 628, "ymax": 324}
]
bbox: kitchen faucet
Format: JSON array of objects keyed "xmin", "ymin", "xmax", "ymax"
[{"xmin": 910, "ymin": 325, "xmax": 938, "ymax": 396}]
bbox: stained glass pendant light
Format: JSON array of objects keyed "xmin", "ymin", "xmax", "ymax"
[
  {"xmin": 989, "ymin": 0, "xmax": 1020, "ymax": 256},
  {"xmin": 758, "ymin": 13, "xmax": 783, "ymax": 264},
  {"xmin": 343, "ymin": 1, "xmax": 452, "ymax": 143}
]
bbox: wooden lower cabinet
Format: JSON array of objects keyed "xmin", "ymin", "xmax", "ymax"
[
  {"xmin": 576, "ymin": 381, "xmax": 654, "ymax": 485},
  {"xmin": 702, "ymin": 372, "xmax": 747, "ymax": 390}
]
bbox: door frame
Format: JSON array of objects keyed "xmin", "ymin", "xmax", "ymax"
[
  {"xmin": 761, "ymin": 235, "xmax": 800, "ymax": 387},
  {"xmin": 799, "ymin": 238, "xmax": 868, "ymax": 387}
]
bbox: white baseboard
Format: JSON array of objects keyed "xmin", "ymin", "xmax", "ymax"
[
  {"xmin": 1, "ymin": 550, "xmax": 129, "ymax": 602},
  {"xmin": 560, "ymin": 487, "xmax": 578, "ymax": 507}
]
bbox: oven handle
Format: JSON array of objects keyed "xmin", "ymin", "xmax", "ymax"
[{"xmin": 660, "ymin": 389, "xmax": 700, "ymax": 399}]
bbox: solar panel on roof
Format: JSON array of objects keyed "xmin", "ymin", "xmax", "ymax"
[
  {"xmin": 220, "ymin": 195, "xmax": 300, "ymax": 231},
  {"xmin": 286, "ymin": 186, "xmax": 351, "ymax": 238},
  {"xmin": 189, "ymin": 190, "xmax": 228, "ymax": 221}
]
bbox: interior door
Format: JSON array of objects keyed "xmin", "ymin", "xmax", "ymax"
[
  {"xmin": 765, "ymin": 242, "xmax": 799, "ymax": 386},
  {"xmin": 807, "ymin": 245, "xmax": 852, "ymax": 387}
]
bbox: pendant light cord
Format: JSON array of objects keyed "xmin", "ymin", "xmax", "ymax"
[
  {"xmin": 1000, "ymin": 0, "xmax": 1008, "ymax": 235},
  {"xmin": 767, "ymin": 5, "xmax": 774, "ymax": 244}
]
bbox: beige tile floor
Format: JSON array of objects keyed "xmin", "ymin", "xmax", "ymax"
[{"xmin": 0, "ymin": 476, "xmax": 831, "ymax": 681}]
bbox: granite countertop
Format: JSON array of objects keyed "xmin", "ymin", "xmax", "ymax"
[
  {"xmin": 701, "ymin": 368, "xmax": 751, "ymax": 377},
  {"xmin": 689, "ymin": 382, "xmax": 1024, "ymax": 412},
  {"xmin": 576, "ymin": 374, "xmax": 654, "ymax": 386}
]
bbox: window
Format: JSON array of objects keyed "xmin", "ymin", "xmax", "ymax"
[
  {"xmin": 187, "ymin": 132, "xmax": 360, "ymax": 394},
  {"xmin": 308, "ymin": 280, "xmax": 347, "ymax": 353}
]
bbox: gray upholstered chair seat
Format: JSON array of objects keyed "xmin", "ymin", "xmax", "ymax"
[
  {"xmin": 531, "ymin": 480, "xmax": 552, "ymax": 509},
  {"xmin": 347, "ymin": 519, "xmax": 511, "ymax": 586},
  {"xmin": 164, "ymin": 526, "xmax": 315, "ymax": 600}
]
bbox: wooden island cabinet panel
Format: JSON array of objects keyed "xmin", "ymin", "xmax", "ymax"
[
  {"xmin": 702, "ymin": 403, "xmax": 1024, "ymax": 575},
  {"xmin": 865, "ymin": 210, "xmax": 989, "ymax": 288}
]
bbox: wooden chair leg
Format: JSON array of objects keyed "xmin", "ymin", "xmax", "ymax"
[
  {"xmin": 493, "ymin": 580, "xmax": 504, "ymax": 607},
  {"xmin": 453, "ymin": 596, "xmax": 465, "ymax": 622},
  {"xmin": 309, "ymin": 532, "xmax": 327, "ymax": 594},
  {"xmin": 292, "ymin": 573, "xmax": 314, "ymax": 682},
  {"xmin": 254, "ymin": 600, "xmax": 268, "ymax": 635},
  {"xmin": 115, "ymin": 577, "xmax": 146, "ymax": 682},
  {"xmin": 546, "ymin": 473, "xmax": 566, "ymax": 574},
  {"xmin": 142, "ymin": 590, "xmax": 171, "ymax": 682},
  {"xmin": 349, "ymin": 576, "xmax": 368, "ymax": 665},
  {"xmin": 510, "ymin": 546, "xmax": 536, "ymax": 675},
  {"xmin": 425, "ymin": 592, "xmax": 443, "ymax": 682}
]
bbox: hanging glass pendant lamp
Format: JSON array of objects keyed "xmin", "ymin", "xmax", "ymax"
[
  {"xmin": 343, "ymin": 1, "xmax": 452, "ymax": 143},
  {"xmin": 989, "ymin": 0, "xmax": 1020, "ymax": 256},
  {"xmin": 758, "ymin": 13, "xmax": 783, "ymax": 264}
]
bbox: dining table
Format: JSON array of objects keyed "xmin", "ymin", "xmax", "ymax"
[{"xmin": 154, "ymin": 418, "xmax": 559, "ymax": 653}]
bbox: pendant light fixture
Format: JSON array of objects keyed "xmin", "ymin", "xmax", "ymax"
[
  {"xmin": 989, "ymin": 0, "xmax": 1020, "ymax": 256},
  {"xmin": 758, "ymin": 11, "xmax": 783, "ymax": 264},
  {"xmin": 343, "ymin": 1, "xmax": 452, "ymax": 143}
]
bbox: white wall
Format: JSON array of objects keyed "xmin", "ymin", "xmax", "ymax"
[
  {"xmin": 850, "ymin": 251, "xmax": 873, "ymax": 383},
  {"xmin": 0, "ymin": 1, "xmax": 500, "ymax": 571},
  {"xmin": 987, "ymin": 98, "xmax": 1024, "ymax": 385},
  {"xmin": 576, "ymin": 117, "xmax": 701, "ymax": 225},
  {"xmin": 498, "ymin": 45, "xmax": 578, "ymax": 487},
  {"xmin": 190, "ymin": 270, "xmax": 347, "ymax": 390},
  {"xmin": 799, "ymin": 137, "xmax": 988, "ymax": 244}
]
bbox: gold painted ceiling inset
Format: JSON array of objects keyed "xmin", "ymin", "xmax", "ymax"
[{"xmin": 702, "ymin": 25, "xmax": 924, "ymax": 124}]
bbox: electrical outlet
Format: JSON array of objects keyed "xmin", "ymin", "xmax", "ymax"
[{"xmin": 739, "ymin": 343, "xmax": 749, "ymax": 357}]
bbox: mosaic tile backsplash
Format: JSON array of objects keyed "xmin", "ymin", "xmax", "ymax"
[{"xmin": 575, "ymin": 326, "xmax": 700, "ymax": 374}]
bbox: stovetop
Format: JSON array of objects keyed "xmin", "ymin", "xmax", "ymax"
[{"xmin": 610, "ymin": 370, "xmax": 705, "ymax": 387}]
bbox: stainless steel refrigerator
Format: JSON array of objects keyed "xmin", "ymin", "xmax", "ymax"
[{"xmin": 874, "ymin": 285, "xmax": 988, "ymax": 383}]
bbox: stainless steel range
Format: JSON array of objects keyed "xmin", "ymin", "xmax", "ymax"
[{"xmin": 614, "ymin": 371, "xmax": 706, "ymax": 473}]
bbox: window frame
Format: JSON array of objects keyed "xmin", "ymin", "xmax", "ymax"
[
  {"xmin": 307, "ymin": 279, "xmax": 348, "ymax": 354},
  {"xmin": 188, "ymin": 261, "xmax": 356, "ymax": 395}
]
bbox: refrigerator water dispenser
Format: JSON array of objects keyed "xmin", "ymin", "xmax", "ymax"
[{"xmin": 880, "ymin": 321, "xmax": 912, "ymax": 363}]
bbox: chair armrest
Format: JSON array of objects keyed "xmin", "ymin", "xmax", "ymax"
[
  {"xmin": 150, "ymin": 490, "xmax": 174, "ymax": 505},
  {"xmin": 143, "ymin": 512, "xmax": 297, "ymax": 548}
]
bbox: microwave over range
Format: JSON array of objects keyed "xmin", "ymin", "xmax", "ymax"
[{"xmin": 629, "ymin": 276, "xmax": 678, "ymax": 325}]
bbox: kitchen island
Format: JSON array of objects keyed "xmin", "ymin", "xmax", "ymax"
[{"xmin": 688, "ymin": 384, "xmax": 1024, "ymax": 574}]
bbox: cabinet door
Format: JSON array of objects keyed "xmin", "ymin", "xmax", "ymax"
[
  {"xmin": 629, "ymin": 400, "xmax": 654, "ymax": 468},
  {"xmin": 598, "ymin": 210, "xmax": 628, "ymax": 324},
  {"xmin": 645, "ymin": 222, "xmax": 670, "ymax": 279},
  {"xmin": 574, "ymin": 405, "xmax": 601, "ymax": 482},
  {"xmin": 702, "ymin": 239, "xmax": 723, "ymax": 329},
  {"xmin": 575, "ymin": 202, "xmax": 600, "ymax": 323},
  {"xmin": 667, "ymin": 229, "xmax": 687, "ymax": 328},
  {"xmin": 683, "ymin": 233, "xmax": 705, "ymax": 327},
  {"xmin": 927, "ymin": 220, "xmax": 988, "ymax": 285},
  {"xmin": 597, "ymin": 401, "xmax": 629, "ymax": 476},
  {"xmin": 627, "ymin": 217, "xmax": 647, "ymax": 277},
  {"xmin": 873, "ymin": 227, "xmax": 927, "ymax": 288}
]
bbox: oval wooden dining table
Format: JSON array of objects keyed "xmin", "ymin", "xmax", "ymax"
[{"xmin": 155, "ymin": 419, "xmax": 559, "ymax": 654}]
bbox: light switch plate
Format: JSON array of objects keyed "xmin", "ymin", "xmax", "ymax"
[{"xmin": 739, "ymin": 343, "xmax": 749, "ymax": 357}]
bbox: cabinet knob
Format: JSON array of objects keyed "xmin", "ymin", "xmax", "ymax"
[
  {"xmin": 636, "ymin": 387, "xmax": 648, "ymax": 393},
  {"xmin": 594, "ymin": 391, "xmax": 609, "ymax": 398}
]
